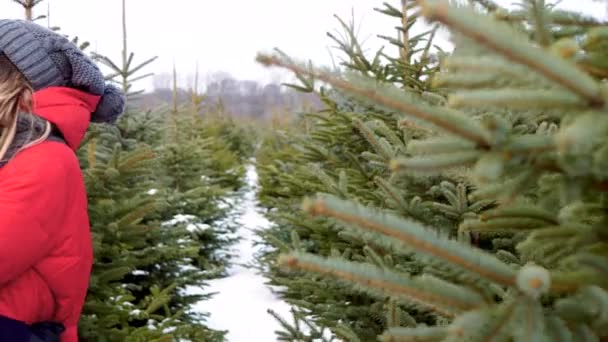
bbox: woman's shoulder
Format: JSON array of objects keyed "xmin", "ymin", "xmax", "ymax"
[{"xmin": 3, "ymin": 141, "xmax": 81, "ymax": 179}]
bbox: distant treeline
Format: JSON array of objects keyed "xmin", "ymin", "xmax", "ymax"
[{"xmin": 133, "ymin": 72, "xmax": 322, "ymax": 121}]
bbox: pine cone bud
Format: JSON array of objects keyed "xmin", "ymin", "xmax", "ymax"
[{"xmin": 516, "ymin": 263, "xmax": 551, "ymax": 299}]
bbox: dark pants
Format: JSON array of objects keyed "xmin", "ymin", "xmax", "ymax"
[{"xmin": 0, "ymin": 316, "xmax": 64, "ymax": 342}]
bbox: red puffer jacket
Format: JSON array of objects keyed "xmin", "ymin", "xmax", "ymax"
[{"xmin": 0, "ymin": 86, "xmax": 101, "ymax": 342}]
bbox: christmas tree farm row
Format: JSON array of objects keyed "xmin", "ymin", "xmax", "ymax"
[
  {"xmin": 77, "ymin": 97, "xmax": 253, "ymax": 342},
  {"xmin": 75, "ymin": 29, "xmax": 256, "ymax": 342}
]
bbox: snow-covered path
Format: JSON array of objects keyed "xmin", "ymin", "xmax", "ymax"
[{"xmin": 192, "ymin": 163, "xmax": 293, "ymax": 341}]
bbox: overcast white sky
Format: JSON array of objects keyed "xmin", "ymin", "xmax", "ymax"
[{"xmin": 1, "ymin": 0, "xmax": 605, "ymax": 92}]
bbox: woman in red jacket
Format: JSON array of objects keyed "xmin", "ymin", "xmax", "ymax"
[{"xmin": 0, "ymin": 19, "xmax": 125, "ymax": 342}]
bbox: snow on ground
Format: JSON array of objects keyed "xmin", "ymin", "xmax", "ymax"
[{"xmin": 189, "ymin": 163, "xmax": 294, "ymax": 342}]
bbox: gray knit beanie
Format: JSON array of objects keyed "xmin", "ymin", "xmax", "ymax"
[{"xmin": 0, "ymin": 19, "xmax": 125, "ymax": 124}]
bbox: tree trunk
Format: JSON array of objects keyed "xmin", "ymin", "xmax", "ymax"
[{"xmin": 24, "ymin": 0, "xmax": 33, "ymax": 21}]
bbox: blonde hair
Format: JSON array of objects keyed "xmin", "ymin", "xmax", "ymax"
[{"xmin": 0, "ymin": 54, "xmax": 50, "ymax": 163}]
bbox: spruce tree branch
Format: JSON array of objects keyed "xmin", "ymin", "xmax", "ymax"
[
  {"xmin": 479, "ymin": 206, "xmax": 557, "ymax": 224},
  {"xmin": 256, "ymin": 53, "xmax": 492, "ymax": 147},
  {"xmin": 406, "ymin": 136, "xmax": 476, "ymax": 154},
  {"xmin": 390, "ymin": 151, "xmax": 480, "ymax": 173},
  {"xmin": 537, "ymin": 161, "xmax": 608, "ymax": 192},
  {"xmin": 374, "ymin": 177, "xmax": 410, "ymax": 213},
  {"xmin": 400, "ymin": 0, "xmax": 410, "ymax": 66},
  {"xmin": 484, "ymin": 299, "xmax": 517, "ymax": 340},
  {"xmin": 502, "ymin": 134, "xmax": 554, "ymax": 154},
  {"xmin": 440, "ymin": 56, "xmax": 543, "ymax": 86},
  {"xmin": 417, "ymin": 0, "xmax": 604, "ymax": 107},
  {"xmin": 459, "ymin": 217, "xmax": 551, "ymax": 233},
  {"xmin": 471, "ymin": 0, "xmax": 501, "ymax": 11},
  {"xmin": 278, "ymin": 252, "xmax": 488, "ymax": 317},
  {"xmin": 433, "ymin": 72, "xmax": 499, "ymax": 88},
  {"xmin": 379, "ymin": 326, "xmax": 447, "ymax": 341},
  {"xmin": 302, "ymin": 194, "xmax": 517, "ymax": 286},
  {"xmin": 550, "ymin": 270, "xmax": 599, "ymax": 294},
  {"xmin": 353, "ymin": 118, "xmax": 393, "ymax": 160},
  {"xmin": 416, "ymin": 25, "xmax": 439, "ymax": 82},
  {"xmin": 448, "ymin": 89, "xmax": 588, "ymax": 110},
  {"xmin": 495, "ymin": 9, "xmax": 608, "ymax": 27},
  {"xmin": 370, "ymin": 120, "xmax": 406, "ymax": 149},
  {"xmin": 530, "ymin": 0, "xmax": 551, "ymax": 46}
]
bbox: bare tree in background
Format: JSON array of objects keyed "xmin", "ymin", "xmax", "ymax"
[
  {"xmin": 269, "ymin": 70, "xmax": 284, "ymax": 85},
  {"xmin": 185, "ymin": 63, "xmax": 204, "ymax": 95},
  {"xmin": 240, "ymin": 80, "xmax": 260, "ymax": 97},
  {"xmin": 205, "ymin": 71, "xmax": 232, "ymax": 86},
  {"xmin": 141, "ymin": 66, "xmax": 322, "ymax": 120},
  {"xmin": 204, "ymin": 71, "xmax": 233, "ymax": 97},
  {"xmin": 152, "ymin": 73, "xmax": 172, "ymax": 90}
]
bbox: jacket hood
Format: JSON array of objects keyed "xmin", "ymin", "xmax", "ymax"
[{"xmin": 32, "ymin": 87, "xmax": 101, "ymax": 150}]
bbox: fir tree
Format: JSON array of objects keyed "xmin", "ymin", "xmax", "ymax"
[
  {"xmin": 77, "ymin": 126, "xmax": 224, "ymax": 341},
  {"xmin": 254, "ymin": 3, "xmax": 493, "ymax": 339},
  {"xmin": 257, "ymin": 0, "xmax": 608, "ymax": 340},
  {"xmin": 78, "ymin": 47, "xmax": 225, "ymax": 342},
  {"xmin": 74, "ymin": 1, "xmax": 241, "ymax": 340},
  {"xmin": 152, "ymin": 66, "xmax": 247, "ymax": 276}
]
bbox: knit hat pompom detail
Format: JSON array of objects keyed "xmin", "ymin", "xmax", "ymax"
[
  {"xmin": 0, "ymin": 19, "xmax": 126, "ymax": 124},
  {"xmin": 91, "ymin": 84, "xmax": 125, "ymax": 124}
]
